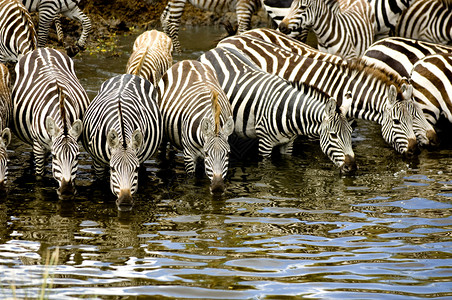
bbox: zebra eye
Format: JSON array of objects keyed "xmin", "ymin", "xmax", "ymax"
[
  {"xmin": 330, "ymin": 132, "xmax": 338, "ymax": 139},
  {"xmin": 111, "ymin": 167, "xmax": 116, "ymax": 173},
  {"xmin": 393, "ymin": 119, "xmax": 401, "ymax": 125}
]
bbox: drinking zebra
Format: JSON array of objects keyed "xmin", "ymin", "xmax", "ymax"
[
  {"xmin": 395, "ymin": 0, "xmax": 452, "ymax": 45},
  {"xmin": 0, "ymin": 64, "xmax": 12, "ymax": 186},
  {"xmin": 82, "ymin": 74, "xmax": 162, "ymax": 210},
  {"xmin": 12, "ymin": 48, "xmax": 89, "ymax": 194},
  {"xmin": 409, "ymin": 53, "xmax": 452, "ymax": 127},
  {"xmin": 278, "ymin": 0, "xmax": 374, "ymax": 58},
  {"xmin": 369, "ymin": 0, "xmax": 411, "ymax": 39},
  {"xmin": 198, "ymin": 47, "xmax": 356, "ymax": 173},
  {"xmin": 222, "ymin": 29, "xmax": 433, "ymax": 151},
  {"xmin": 362, "ymin": 37, "xmax": 452, "ymax": 79},
  {"xmin": 21, "ymin": 0, "xmax": 92, "ymax": 56},
  {"xmin": 158, "ymin": 60, "xmax": 234, "ymax": 193},
  {"xmin": 126, "ymin": 30, "xmax": 173, "ymax": 86},
  {"xmin": 0, "ymin": 0, "xmax": 37, "ymax": 63},
  {"xmin": 160, "ymin": 0, "xmax": 262, "ymax": 53}
]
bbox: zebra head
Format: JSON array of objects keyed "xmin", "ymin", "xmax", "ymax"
[
  {"xmin": 401, "ymin": 82, "xmax": 438, "ymax": 147},
  {"xmin": 320, "ymin": 96, "xmax": 356, "ymax": 173},
  {"xmin": 0, "ymin": 127, "xmax": 11, "ymax": 186},
  {"xmin": 200, "ymin": 115, "xmax": 234, "ymax": 194},
  {"xmin": 107, "ymin": 128, "xmax": 142, "ymax": 210},
  {"xmin": 45, "ymin": 117, "xmax": 83, "ymax": 195},
  {"xmin": 381, "ymin": 85, "xmax": 418, "ymax": 156},
  {"xmin": 279, "ymin": 0, "xmax": 313, "ymax": 35}
]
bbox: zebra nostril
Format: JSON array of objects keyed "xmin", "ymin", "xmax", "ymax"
[
  {"xmin": 210, "ymin": 175, "xmax": 225, "ymax": 194},
  {"xmin": 59, "ymin": 179, "xmax": 75, "ymax": 195},
  {"xmin": 340, "ymin": 155, "xmax": 357, "ymax": 174},
  {"xmin": 427, "ymin": 130, "xmax": 439, "ymax": 147},
  {"xmin": 278, "ymin": 21, "xmax": 290, "ymax": 34},
  {"xmin": 117, "ymin": 189, "xmax": 134, "ymax": 211}
]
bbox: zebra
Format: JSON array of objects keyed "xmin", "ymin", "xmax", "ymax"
[
  {"xmin": 409, "ymin": 53, "xmax": 452, "ymax": 128},
  {"xmin": 278, "ymin": 0, "xmax": 375, "ymax": 58},
  {"xmin": 198, "ymin": 46, "xmax": 357, "ymax": 173},
  {"xmin": 126, "ymin": 30, "xmax": 173, "ymax": 86},
  {"xmin": 221, "ymin": 29, "xmax": 432, "ymax": 151},
  {"xmin": 158, "ymin": 60, "xmax": 234, "ymax": 193},
  {"xmin": 395, "ymin": 0, "xmax": 452, "ymax": 45},
  {"xmin": 12, "ymin": 48, "xmax": 89, "ymax": 194},
  {"xmin": 0, "ymin": 0, "xmax": 37, "ymax": 63},
  {"xmin": 21, "ymin": 0, "xmax": 92, "ymax": 56},
  {"xmin": 368, "ymin": 0, "xmax": 412, "ymax": 39},
  {"xmin": 160, "ymin": 0, "xmax": 262, "ymax": 53},
  {"xmin": 362, "ymin": 37, "xmax": 452, "ymax": 79},
  {"xmin": 0, "ymin": 64, "xmax": 12, "ymax": 185},
  {"xmin": 82, "ymin": 74, "xmax": 162, "ymax": 210}
]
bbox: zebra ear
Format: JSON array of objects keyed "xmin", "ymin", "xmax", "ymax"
[
  {"xmin": 69, "ymin": 119, "xmax": 83, "ymax": 139},
  {"xmin": 221, "ymin": 116, "xmax": 234, "ymax": 137},
  {"xmin": 201, "ymin": 117, "xmax": 214, "ymax": 138},
  {"xmin": 401, "ymin": 83, "xmax": 413, "ymax": 100},
  {"xmin": 131, "ymin": 129, "xmax": 143, "ymax": 150},
  {"xmin": 1, "ymin": 128, "xmax": 11, "ymax": 147},
  {"xmin": 388, "ymin": 85, "xmax": 397, "ymax": 105},
  {"xmin": 45, "ymin": 116, "xmax": 61, "ymax": 137},
  {"xmin": 325, "ymin": 97, "xmax": 337, "ymax": 117},
  {"xmin": 340, "ymin": 91, "xmax": 352, "ymax": 116},
  {"xmin": 107, "ymin": 129, "xmax": 120, "ymax": 149}
]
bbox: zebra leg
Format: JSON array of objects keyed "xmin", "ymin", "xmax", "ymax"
[
  {"xmin": 37, "ymin": 8, "xmax": 57, "ymax": 47},
  {"xmin": 258, "ymin": 137, "xmax": 274, "ymax": 158},
  {"xmin": 160, "ymin": 0, "xmax": 186, "ymax": 53},
  {"xmin": 53, "ymin": 17, "xmax": 64, "ymax": 46},
  {"xmin": 236, "ymin": 0, "xmax": 260, "ymax": 34},
  {"xmin": 183, "ymin": 149, "xmax": 196, "ymax": 176},
  {"xmin": 63, "ymin": 6, "xmax": 92, "ymax": 56},
  {"xmin": 279, "ymin": 138, "xmax": 296, "ymax": 155},
  {"xmin": 32, "ymin": 141, "xmax": 46, "ymax": 177},
  {"xmin": 93, "ymin": 160, "xmax": 105, "ymax": 179}
]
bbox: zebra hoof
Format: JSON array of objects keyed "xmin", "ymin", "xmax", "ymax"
[{"xmin": 66, "ymin": 45, "xmax": 81, "ymax": 57}]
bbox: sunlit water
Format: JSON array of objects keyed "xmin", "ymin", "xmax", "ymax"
[{"xmin": 0, "ymin": 26, "xmax": 451, "ymax": 299}]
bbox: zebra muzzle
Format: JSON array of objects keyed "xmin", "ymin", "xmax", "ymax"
[
  {"xmin": 278, "ymin": 20, "xmax": 291, "ymax": 34},
  {"xmin": 340, "ymin": 155, "xmax": 357, "ymax": 174},
  {"xmin": 405, "ymin": 138, "xmax": 419, "ymax": 157},
  {"xmin": 210, "ymin": 174, "xmax": 225, "ymax": 194},
  {"xmin": 117, "ymin": 189, "xmax": 134, "ymax": 211},
  {"xmin": 59, "ymin": 178, "xmax": 75, "ymax": 195}
]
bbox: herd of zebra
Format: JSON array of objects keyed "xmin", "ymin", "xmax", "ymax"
[{"xmin": 0, "ymin": 0, "xmax": 451, "ymax": 210}]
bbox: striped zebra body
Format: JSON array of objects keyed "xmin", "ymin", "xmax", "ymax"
[
  {"xmin": 0, "ymin": 64, "xmax": 12, "ymax": 185},
  {"xmin": 226, "ymin": 29, "xmax": 433, "ymax": 150},
  {"xmin": 279, "ymin": 0, "xmax": 375, "ymax": 58},
  {"xmin": 368, "ymin": 0, "xmax": 411, "ymax": 39},
  {"xmin": 198, "ymin": 47, "xmax": 356, "ymax": 173},
  {"xmin": 395, "ymin": 0, "xmax": 452, "ymax": 45},
  {"xmin": 0, "ymin": 0, "xmax": 37, "ymax": 63},
  {"xmin": 82, "ymin": 74, "xmax": 162, "ymax": 210},
  {"xmin": 22, "ymin": 0, "xmax": 92, "ymax": 56},
  {"xmin": 126, "ymin": 30, "xmax": 173, "ymax": 86},
  {"xmin": 363, "ymin": 37, "xmax": 452, "ymax": 79},
  {"xmin": 409, "ymin": 53, "xmax": 452, "ymax": 126},
  {"xmin": 160, "ymin": 0, "xmax": 261, "ymax": 53},
  {"xmin": 12, "ymin": 48, "xmax": 88, "ymax": 194},
  {"xmin": 158, "ymin": 60, "xmax": 234, "ymax": 193}
]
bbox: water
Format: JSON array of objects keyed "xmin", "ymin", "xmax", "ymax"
[{"xmin": 1, "ymin": 26, "xmax": 451, "ymax": 299}]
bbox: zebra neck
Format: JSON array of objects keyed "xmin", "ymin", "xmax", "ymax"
[
  {"xmin": 312, "ymin": 0, "xmax": 336, "ymax": 47},
  {"xmin": 348, "ymin": 79, "xmax": 387, "ymax": 124}
]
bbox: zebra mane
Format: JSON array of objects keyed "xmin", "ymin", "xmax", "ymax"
[
  {"xmin": 117, "ymin": 94, "xmax": 127, "ymax": 149},
  {"xmin": 211, "ymin": 89, "xmax": 221, "ymax": 135},
  {"xmin": 57, "ymin": 85, "xmax": 68, "ymax": 136},
  {"xmin": 347, "ymin": 58, "xmax": 405, "ymax": 95}
]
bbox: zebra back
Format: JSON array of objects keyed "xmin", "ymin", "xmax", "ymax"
[
  {"xmin": 279, "ymin": 0, "xmax": 375, "ymax": 58},
  {"xmin": 410, "ymin": 53, "xmax": 452, "ymax": 126},
  {"xmin": 82, "ymin": 74, "xmax": 162, "ymax": 208},
  {"xmin": 199, "ymin": 46, "xmax": 356, "ymax": 172},
  {"xmin": 12, "ymin": 48, "xmax": 88, "ymax": 193},
  {"xmin": 0, "ymin": 64, "xmax": 12, "ymax": 185},
  {"xmin": 126, "ymin": 30, "xmax": 173, "ymax": 86},
  {"xmin": 0, "ymin": 0, "xmax": 37, "ymax": 63},
  {"xmin": 159, "ymin": 60, "xmax": 234, "ymax": 192},
  {"xmin": 395, "ymin": 0, "xmax": 452, "ymax": 45}
]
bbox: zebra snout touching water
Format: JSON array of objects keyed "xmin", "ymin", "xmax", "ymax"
[
  {"xmin": 12, "ymin": 48, "xmax": 89, "ymax": 194},
  {"xmin": 0, "ymin": 64, "xmax": 12, "ymax": 186},
  {"xmin": 198, "ymin": 47, "xmax": 356, "ymax": 173},
  {"xmin": 82, "ymin": 74, "xmax": 162, "ymax": 210},
  {"xmin": 0, "ymin": 0, "xmax": 37, "ymax": 64},
  {"xmin": 158, "ymin": 60, "xmax": 234, "ymax": 193}
]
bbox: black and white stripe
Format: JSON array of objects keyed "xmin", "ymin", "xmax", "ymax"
[
  {"xmin": 12, "ymin": 48, "xmax": 89, "ymax": 194},
  {"xmin": 22, "ymin": 0, "xmax": 92, "ymax": 55},
  {"xmin": 395, "ymin": 0, "xmax": 452, "ymax": 45},
  {"xmin": 82, "ymin": 74, "xmax": 162, "ymax": 210},
  {"xmin": 0, "ymin": 64, "xmax": 12, "ymax": 185},
  {"xmin": 368, "ymin": 0, "xmax": 411, "ymax": 39},
  {"xmin": 223, "ymin": 29, "xmax": 431, "ymax": 151},
  {"xmin": 279, "ymin": 0, "xmax": 374, "ymax": 58},
  {"xmin": 126, "ymin": 30, "xmax": 173, "ymax": 86},
  {"xmin": 0, "ymin": 0, "xmax": 37, "ymax": 63},
  {"xmin": 199, "ymin": 46, "xmax": 356, "ymax": 173},
  {"xmin": 160, "ymin": 0, "xmax": 261, "ymax": 53},
  {"xmin": 158, "ymin": 60, "xmax": 234, "ymax": 193}
]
